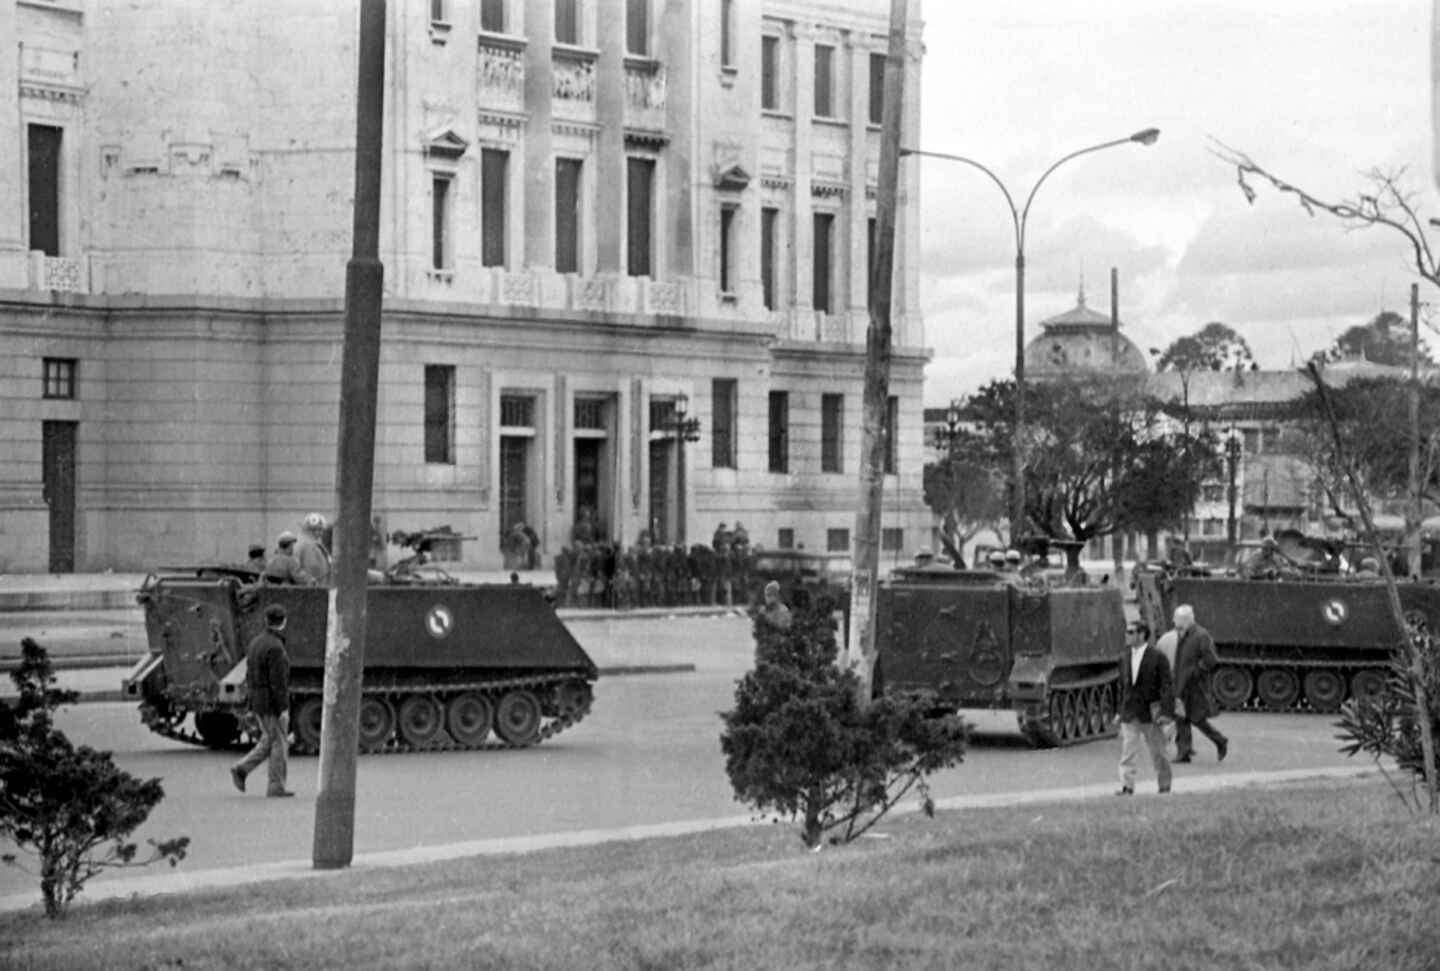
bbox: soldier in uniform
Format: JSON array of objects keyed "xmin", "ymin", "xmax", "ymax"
[
  {"xmin": 612, "ymin": 547, "xmax": 637, "ymax": 609},
  {"xmin": 553, "ymin": 545, "xmax": 573, "ymax": 607},
  {"xmin": 263, "ymin": 532, "xmax": 314, "ymax": 585},
  {"xmin": 295, "ymin": 513, "xmax": 332, "ymax": 587},
  {"xmin": 1242, "ymin": 536, "xmax": 1298, "ymax": 580}
]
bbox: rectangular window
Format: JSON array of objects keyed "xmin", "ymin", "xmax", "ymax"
[
  {"xmin": 712, "ymin": 378, "xmax": 736, "ymax": 469},
  {"xmin": 884, "ymin": 395, "xmax": 898, "ymax": 474},
  {"xmin": 555, "ymin": 157, "xmax": 582, "ymax": 273},
  {"xmin": 424, "ymin": 365, "xmax": 455, "ymax": 464},
  {"xmin": 718, "ymin": 205, "xmax": 736, "ymax": 294},
  {"xmin": 778, "ymin": 527, "xmax": 795, "ymax": 550},
  {"xmin": 721, "ymin": 0, "xmax": 735, "ymax": 67},
  {"xmin": 430, "ymin": 0, "xmax": 447, "ymax": 22},
  {"xmin": 42, "ymin": 358, "xmax": 77, "ymax": 400},
  {"xmin": 480, "ymin": 0, "xmax": 505, "ymax": 32},
  {"xmin": 821, "ymin": 393, "xmax": 844, "ymax": 473},
  {"xmin": 30, "ymin": 125, "xmax": 62, "ymax": 254},
  {"xmin": 761, "ymin": 207, "xmax": 779, "ymax": 310},
  {"xmin": 626, "ymin": 157, "xmax": 654, "ymax": 277},
  {"xmin": 867, "ymin": 217, "xmax": 876, "ymax": 311},
  {"xmin": 882, "ymin": 527, "xmax": 904, "ymax": 552},
  {"xmin": 555, "ymin": 0, "xmax": 578, "ymax": 43},
  {"xmin": 869, "ymin": 52, "xmax": 886, "ymax": 125},
  {"xmin": 500, "ymin": 394, "xmax": 535, "ymax": 428},
  {"xmin": 481, "ymin": 149, "xmax": 508, "ymax": 268},
  {"xmin": 768, "ymin": 391, "xmax": 789, "ymax": 473},
  {"xmin": 813, "ymin": 44, "xmax": 834, "ymax": 117},
  {"xmin": 431, "ymin": 175, "xmax": 452, "ymax": 270},
  {"xmin": 761, "ymin": 36, "xmax": 779, "ymax": 111},
  {"xmin": 812, "ymin": 212, "xmax": 833, "ymax": 313},
  {"xmin": 827, "ymin": 528, "xmax": 849, "ymax": 553},
  {"xmin": 627, "ymin": 0, "xmax": 648, "ymax": 55}
]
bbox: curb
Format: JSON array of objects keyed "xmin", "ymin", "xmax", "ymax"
[
  {"xmin": 0, "ymin": 589, "xmax": 140, "ymax": 612},
  {"xmin": 0, "ymin": 764, "xmax": 1381, "ymax": 914},
  {"xmin": 1, "ymin": 662, "xmax": 700, "ymax": 707}
]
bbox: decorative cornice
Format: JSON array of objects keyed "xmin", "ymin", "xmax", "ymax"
[
  {"xmin": 760, "ymin": 174, "xmax": 792, "ymax": 190},
  {"xmin": 811, "ymin": 181, "xmax": 846, "ymax": 199},
  {"xmin": 478, "ymin": 109, "xmax": 527, "ymax": 131},
  {"xmin": 553, "ymin": 120, "xmax": 600, "ymax": 140},
  {"xmin": 19, "ymin": 82, "xmax": 84, "ymax": 105},
  {"xmin": 624, "ymin": 128, "xmax": 669, "ymax": 150}
]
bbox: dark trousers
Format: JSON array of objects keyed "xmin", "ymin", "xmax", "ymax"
[{"xmin": 1176, "ymin": 715, "xmax": 1226, "ymax": 758}]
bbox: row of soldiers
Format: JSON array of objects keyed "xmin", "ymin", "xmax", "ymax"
[{"xmin": 553, "ymin": 534, "xmax": 757, "ymax": 609}]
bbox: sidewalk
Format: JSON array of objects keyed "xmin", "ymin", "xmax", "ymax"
[{"xmin": 0, "ymin": 764, "xmax": 1380, "ymax": 914}]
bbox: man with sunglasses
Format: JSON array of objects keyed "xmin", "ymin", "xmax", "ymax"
[{"xmin": 1115, "ymin": 618, "xmax": 1175, "ymax": 795}]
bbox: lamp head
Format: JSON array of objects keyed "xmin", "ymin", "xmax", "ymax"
[
  {"xmin": 1130, "ymin": 128, "xmax": 1161, "ymax": 146},
  {"xmin": 675, "ymin": 393, "xmax": 688, "ymax": 419}
]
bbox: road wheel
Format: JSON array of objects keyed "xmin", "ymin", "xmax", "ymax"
[
  {"xmin": 495, "ymin": 690, "xmax": 542, "ymax": 746},
  {"xmin": 1256, "ymin": 668, "xmax": 1300, "ymax": 711},
  {"xmin": 292, "ymin": 697, "xmax": 323, "ymax": 751},
  {"xmin": 357, "ymin": 696, "xmax": 396, "ymax": 751},
  {"xmin": 446, "ymin": 692, "xmax": 494, "ymax": 747},
  {"xmin": 1211, "ymin": 666, "xmax": 1254, "ymax": 710},
  {"xmin": 195, "ymin": 711, "xmax": 241, "ymax": 748},
  {"xmin": 398, "ymin": 694, "xmax": 444, "ymax": 747},
  {"xmin": 1061, "ymin": 692, "xmax": 1080, "ymax": 740},
  {"xmin": 1047, "ymin": 693, "xmax": 1066, "ymax": 741},
  {"xmin": 1350, "ymin": 669, "xmax": 1387, "ymax": 704},
  {"xmin": 1302, "ymin": 669, "xmax": 1345, "ymax": 713}
]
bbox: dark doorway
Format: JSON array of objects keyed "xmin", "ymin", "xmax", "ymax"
[
  {"xmin": 648, "ymin": 439, "xmax": 675, "ymax": 544},
  {"xmin": 499, "ymin": 436, "xmax": 530, "ymax": 536},
  {"xmin": 42, "ymin": 421, "xmax": 77, "ymax": 573}
]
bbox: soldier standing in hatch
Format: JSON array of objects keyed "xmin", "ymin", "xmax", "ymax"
[
  {"xmin": 295, "ymin": 512, "xmax": 332, "ymax": 586},
  {"xmin": 230, "ymin": 604, "xmax": 294, "ymax": 798}
]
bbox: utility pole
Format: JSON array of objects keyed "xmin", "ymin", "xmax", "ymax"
[
  {"xmin": 1410, "ymin": 281, "xmax": 1422, "ymax": 578},
  {"xmin": 313, "ymin": 0, "xmax": 386, "ymax": 870},
  {"xmin": 845, "ymin": 0, "xmax": 907, "ymax": 702}
]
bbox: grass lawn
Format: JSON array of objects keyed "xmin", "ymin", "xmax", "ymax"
[{"xmin": 2, "ymin": 778, "xmax": 1438, "ymax": 970}]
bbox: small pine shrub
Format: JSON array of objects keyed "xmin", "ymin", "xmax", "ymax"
[
  {"xmin": 0, "ymin": 638, "xmax": 189, "ymax": 917},
  {"xmin": 721, "ymin": 591, "xmax": 968, "ymax": 847}
]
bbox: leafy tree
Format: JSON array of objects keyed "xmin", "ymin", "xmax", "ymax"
[
  {"xmin": 719, "ymin": 594, "xmax": 968, "ymax": 848},
  {"xmin": 952, "ymin": 377, "xmax": 1215, "ymax": 570},
  {"xmin": 1293, "ymin": 377, "xmax": 1440, "ymax": 519},
  {"xmin": 1324, "ymin": 311, "xmax": 1433, "ymax": 368},
  {"xmin": 0, "ymin": 639, "xmax": 189, "ymax": 918},
  {"xmin": 1154, "ymin": 321, "xmax": 1256, "ymax": 372},
  {"xmin": 922, "ymin": 455, "xmax": 1006, "ymax": 564}
]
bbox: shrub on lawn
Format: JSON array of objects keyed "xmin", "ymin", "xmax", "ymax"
[
  {"xmin": 0, "ymin": 638, "xmax": 189, "ymax": 918},
  {"xmin": 719, "ymin": 591, "xmax": 968, "ymax": 848},
  {"xmin": 1335, "ymin": 613, "xmax": 1440, "ymax": 812}
]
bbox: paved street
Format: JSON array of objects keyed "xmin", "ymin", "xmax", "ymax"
[{"xmin": 0, "ymin": 610, "xmax": 1365, "ymax": 905}]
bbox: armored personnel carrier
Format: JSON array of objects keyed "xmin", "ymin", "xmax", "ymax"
[
  {"xmin": 124, "ymin": 566, "xmax": 597, "ymax": 754},
  {"xmin": 876, "ymin": 567, "xmax": 1124, "ymax": 747},
  {"xmin": 1134, "ymin": 565, "xmax": 1440, "ymax": 712}
]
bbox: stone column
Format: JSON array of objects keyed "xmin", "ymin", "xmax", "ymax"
[
  {"xmin": 594, "ymin": 5, "xmax": 626, "ymax": 273},
  {"xmin": 523, "ymin": 0, "xmax": 555, "ymax": 268},
  {"xmin": 0, "ymin": 2, "xmax": 27, "ymax": 287},
  {"xmin": 845, "ymin": 31, "xmax": 869, "ymax": 316},
  {"xmin": 790, "ymin": 22, "xmax": 813, "ymax": 312},
  {"xmin": 661, "ymin": 0, "xmax": 694, "ymax": 281}
]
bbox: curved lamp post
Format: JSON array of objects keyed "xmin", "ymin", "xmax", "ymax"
[{"xmin": 901, "ymin": 128, "xmax": 1160, "ymax": 541}]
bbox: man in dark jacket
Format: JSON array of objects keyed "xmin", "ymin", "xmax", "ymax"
[
  {"xmin": 1173, "ymin": 604, "xmax": 1229, "ymax": 763},
  {"xmin": 1115, "ymin": 619, "xmax": 1175, "ymax": 795},
  {"xmin": 230, "ymin": 604, "xmax": 294, "ymax": 797}
]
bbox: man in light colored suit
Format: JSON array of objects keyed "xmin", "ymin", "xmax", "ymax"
[{"xmin": 1115, "ymin": 618, "xmax": 1175, "ymax": 795}]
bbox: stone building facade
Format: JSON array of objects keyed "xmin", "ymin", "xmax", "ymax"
[{"xmin": 0, "ymin": 0, "xmax": 929, "ymax": 573}]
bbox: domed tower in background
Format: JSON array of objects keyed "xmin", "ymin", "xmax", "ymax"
[{"xmin": 1024, "ymin": 270, "xmax": 1149, "ymax": 381}]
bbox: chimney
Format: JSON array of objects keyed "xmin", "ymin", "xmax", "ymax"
[{"xmin": 1110, "ymin": 267, "xmax": 1119, "ymax": 330}]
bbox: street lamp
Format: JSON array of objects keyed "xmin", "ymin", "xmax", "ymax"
[
  {"xmin": 670, "ymin": 394, "xmax": 702, "ymax": 546},
  {"xmin": 1225, "ymin": 430, "xmax": 1242, "ymax": 548},
  {"xmin": 933, "ymin": 399, "xmax": 962, "ymax": 456},
  {"xmin": 901, "ymin": 128, "xmax": 1160, "ymax": 542}
]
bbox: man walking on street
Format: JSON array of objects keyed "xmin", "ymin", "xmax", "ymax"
[
  {"xmin": 1116, "ymin": 618, "xmax": 1174, "ymax": 795},
  {"xmin": 1173, "ymin": 604, "xmax": 1229, "ymax": 763},
  {"xmin": 230, "ymin": 604, "xmax": 295, "ymax": 798}
]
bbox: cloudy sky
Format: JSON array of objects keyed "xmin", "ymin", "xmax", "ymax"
[{"xmin": 915, "ymin": 0, "xmax": 1435, "ymax": 405}]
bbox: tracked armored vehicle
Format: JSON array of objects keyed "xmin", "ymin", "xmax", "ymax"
[
  {"xmin": 1134, "ymin": 566, "xmax": 1440, "ymax": 713},
  {"xmin": 124, "ymin": 568, "xmax": 597, "ymax": 754},
  {"xmin": 876, "ymin": 567, "xmax": 1124, "ymax": 747}
]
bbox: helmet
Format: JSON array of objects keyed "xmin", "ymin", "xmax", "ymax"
[
  {"xmin": 1260, "ymin": 536, "xmax": 1278, "ymax": 550},
  {"xmin": 304, "ymin": 512, "xmax": 327, "ymax": 533},
  {"xmin": 1004, "ymin": 549, "xmax": 1023, "ymax": 564},
  {"xmin": 277, "ymin": 530, "xmax": 298, "ymax": 546},
  {"xmin": 987, "ymin": 550, "xmax": 1006, "ymax": 566}
]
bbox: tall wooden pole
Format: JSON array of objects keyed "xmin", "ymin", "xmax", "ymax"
[
  {"xmin": 313, "ymin": 0, "xmax": 386, "ymax": 869},
  {"xmin": 845, "ymin": 0, "xmax": 907, "ymax": 701},
  {"xmin": 1409, "ymin": 282, "xmax": 1422, "ymax": 579}
]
